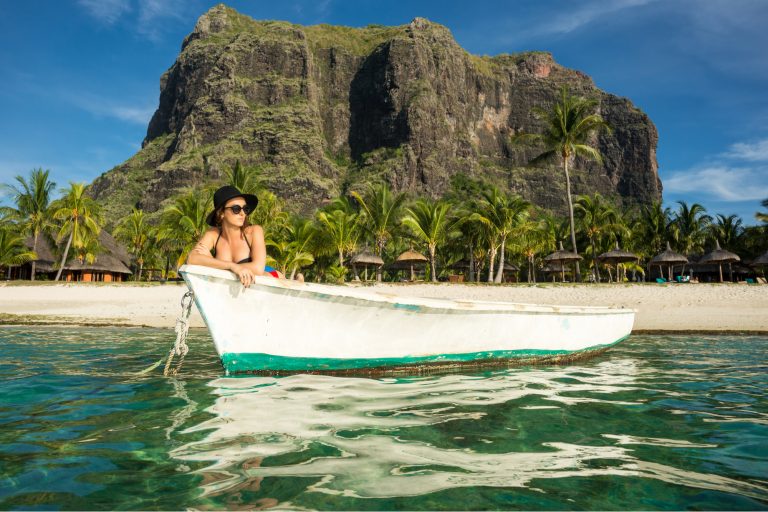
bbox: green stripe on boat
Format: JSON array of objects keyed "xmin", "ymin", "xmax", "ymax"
[{"xmin": 220, "ymin": 337, "xmax": 627, "ymax": 373}]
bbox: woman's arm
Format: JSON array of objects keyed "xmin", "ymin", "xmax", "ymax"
[
  {"xmin": 187, "ymin": 229, "xmax": 258, "ymax": 287},
  {"xmin": 186, "ymin": 230, "xmax": 238, "ymax": 271}
]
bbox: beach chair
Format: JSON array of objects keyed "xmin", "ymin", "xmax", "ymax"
[
  {"xmin": 655, "ymin": 277, "xmax": 667, "ymax": 284},
  {"xmin": 745, "ymin": 278, "xmax": 756, "ymax": 285},
  {"xmin": 758, "ymin": 277, "xmax": 767, "ymax": 285}
]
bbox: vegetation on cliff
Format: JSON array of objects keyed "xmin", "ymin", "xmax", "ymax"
[{"xmin": 89, "ymin": 4, "xmax": 662, "ymax": 226}]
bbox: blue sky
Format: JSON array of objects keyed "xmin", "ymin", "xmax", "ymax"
[{"xmin": 1, "ymin": 0, "xmax": 767, "ymax": 224}]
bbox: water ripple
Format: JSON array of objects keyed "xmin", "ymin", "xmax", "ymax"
[{"xmin": 0, "ymin": 328, "xmax": 766, "ymax": 509}]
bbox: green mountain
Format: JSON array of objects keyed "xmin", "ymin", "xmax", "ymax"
[{"xmin": 90, "ymin": 4, "xmax": 662, "ymax": 221}]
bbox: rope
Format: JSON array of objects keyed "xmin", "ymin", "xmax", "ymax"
[{"xmin": 163, "ymin": 291, "xmax": 194, "ymax": 377}]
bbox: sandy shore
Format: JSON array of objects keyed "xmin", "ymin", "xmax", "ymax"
[{"xmin": 0, "ymin": 281, "xmax": 766, "ymax": 333}]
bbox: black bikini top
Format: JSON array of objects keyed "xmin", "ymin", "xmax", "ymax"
[{"xmin": 212, "ymin": 228, "xmax": 252, "ymax": 264}]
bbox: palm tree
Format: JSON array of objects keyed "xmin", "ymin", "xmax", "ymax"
[
  {"xmin": 401, "ymin": 199, "xmax": 456, "ymax": 283},
  {"xmin": 510, "ymin": 214, "xmax": 547, "ymax": 283},
  {"xmin": 472, "ymin": 188, "xmax": 531, "ymax": 283},
  {"xmin": 157, "ymin": 189, "xmax": 212, "ymax": 268},
  {"xmin": 639, "ymin": 201, "xmax": 672, "ymax": 256},
  {"xmin": 114, "ymin": 208, "xmax": 154, "ymax": 281},
  {"xmin": 72, "ymin": 230, "xmax": 103, "ymax": 266},
  {"xmin": 251, "ymin": 189, "xmax": 288, "ymax": 237},
  {"xmin": 266, "ymin": 239, "xmax": 314, "ymax": 278},
  {"xmin": 277, "ymin": 215, "xmax": 318, "ymax": 279},
  {"xmin": 50, "ymin": 182, "xmax": 102, "ymax": 281},
  {"xmin": 452, "ymin": 204, "xmax": 489, "ymax": 282},
  {"xmin": 351, "ymin": 183, "xmax": 406, "ymax": 282},
  {"xmin": 575, "ymin": 193, "xmax": 623, "ymax": 282},
  {"xmin": 671, "ymin": 201, "xmax": 711, "ymax": 255},
  {"xmin": 757, "ymin": 199, "xmax": 768, "ymax": 224},
  {"xmin": 710, "ymin": 214, "xmax": 743, "ymax": 250},
  {"xmin": 517, "ymin": 87, "xmax": 611, "ymax": 282},
  {"xmin": 224, "ymin": 160, "xmax": 262, "ymax": 196},
  {"xmin": 0, "ymin": 168, "xmax": 56, "ymax": 280},
  {"xmin": 0, "ymin": 227, "xmax": 37, "ymax": 278},
  {"xmin": 316, "ymin": 201, "xmax": 360, "ymax": 270}
]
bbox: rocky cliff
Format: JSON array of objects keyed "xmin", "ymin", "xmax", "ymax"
[{"xmin": 90, "ymin": 4, "xmax": 662, "ymax": 220}]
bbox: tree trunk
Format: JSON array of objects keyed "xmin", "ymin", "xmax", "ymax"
[
  {"xmin": 528, "ymin": 255, "xmax": 534, "ymax": 283},
  {"xmin": 54, "ymin": 230, "xmax": 74, "ymax": 282},
  {"xmin": 494, "ymin": 238, "xmax": 506, "ymax": 283},
  {"xmin": 468, "ymin": 242, "xmax": 475, "ymax": 282},
  {"xmin": 31, "ymin": 232, "xmax": 39, "ymax": 281},
  {"xmin": 592, "ymin": 239, "xmax": 601, "ymax": 282},
  {"xmin": 430, "ymin": 245, "xmax": 437, "ymax": 283},
  {"xmin": 338, "ymin": 249, "xmax": 344, "ymax": 268},
  {"xmin": 376, "ymin": 240, "xmax": 383, "ymax": 282},
  {"xmin": 138, "ymin": 261, "xmax": 143, "ymax": 282},
  {"xmin": 487, "ymin": 246, "xmax": 496, "ymax": 283},
  {"xmin": 564, "ymin": 157, "xmax": 581, "ymax": 282},
  {"xmin": 290, "ymin": 265, "xmax": 297, "ymax": 280}
]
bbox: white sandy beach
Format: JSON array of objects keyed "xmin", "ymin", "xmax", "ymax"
[{"xmin": 0, "ymin": 281, "xmax": 766, "ymax": 332}]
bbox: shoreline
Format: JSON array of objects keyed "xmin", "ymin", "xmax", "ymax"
[{"xmin": 1, "ymin": 281, "xmax": 767, "ymax": 333}]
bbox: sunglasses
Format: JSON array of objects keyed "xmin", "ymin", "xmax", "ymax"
[{"xmin": 224, "ymin": 205, "xmax": 252, "ymax": 215}]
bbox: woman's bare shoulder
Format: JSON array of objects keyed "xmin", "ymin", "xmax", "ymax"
[
  {"xmin": 197, "ymin": 228, "xmax": 219, "ymax": 244},
  {"xmin": 245, "ymin": 224, "xmax": 264, "ymax": 236}
]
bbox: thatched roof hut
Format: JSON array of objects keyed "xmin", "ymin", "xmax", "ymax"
[
  {"xmin": 752, "ymin": 250, "xmax": 768, "ymax": 267},
  {"xmin": 388, "ymin": 250, "xmax": 429, "ymax": 281},
  {"xmin": 698, "ymin": 240, "xmax": 740, "ymax": 282},
  {"xmin": 650, "ymin": 242, "xmax": 688, "ymax": 281},
  {"xmin": 351, "ymin": 251, "xmax": 384, "ymax": 267},
  {"xmin": 543, "ymin": 242, "xmax": 581, "ymax": 282},
  {"xmin": 350, "ymin": 251, "xmax": 384, "ymax": 281},
  {"xmin": 597, "ymin": 242, "xmax": 639, "ymax": 283},
  {"xmin": 21, "ymin": 231, "xmax": 132, "ymax": 281}
]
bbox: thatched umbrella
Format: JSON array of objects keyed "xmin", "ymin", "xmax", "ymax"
[
  {"xmin": 544, "ymin": 242, "xmax": 582, "ymax": 282},
  {"xmin": 543, "ymin": 262, "xmax": 569, "ymax": 283},
  {"xmin": 351, "ymin": 251, "xmax": 384, "ymax": 281},
  {"xmin": 650, "ymin": 242, "xmax": 688, "ymax": 281},
  {"xmin": 391, "ymin": 250, "xmax": 429, "ymax": 281},
  {"xmin": 750, "ymin": 250, "xmax": 768, "ymax": 268},
  {"xmin": 597, "ymin": 242, "xmax": 639, "ymax": 283},
  {"xmin": 449, "ymin": 259, "xmax": 471, "ymax": 270},
  {"xmin": 699, "ymin": 240, "xmax": 740, "ymax": 282}
]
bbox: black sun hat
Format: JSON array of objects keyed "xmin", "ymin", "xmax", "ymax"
[{"xmin": 205, "ymin": 185, "xmax": 259, "ymax": 226}]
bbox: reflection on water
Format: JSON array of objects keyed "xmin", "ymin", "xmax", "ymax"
[
  {"xmin": 0, "ymin": 328, "xmax": 766, "ymax": 510},
  {"xmin": 172, "ymin": 360, "xmax": 768, "ymax": 505}
]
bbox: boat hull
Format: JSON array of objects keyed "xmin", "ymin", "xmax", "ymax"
[{"xmin": 179, "ymin": 265, "xmax": 634, "ymax": 374}]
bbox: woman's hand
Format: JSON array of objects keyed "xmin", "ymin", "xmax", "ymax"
[{"xmin": 230, "ymin": 263, "xmax": 254, "ymax": 288}]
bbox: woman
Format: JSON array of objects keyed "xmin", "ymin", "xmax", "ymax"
[{"xmin": 187, "ymin": 185, "xmax": 280, "ymax": 287}]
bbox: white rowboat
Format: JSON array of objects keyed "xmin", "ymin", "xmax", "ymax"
[{"xmin": 179, "ymin": 264, "xmax": 635, "ymax": 375}]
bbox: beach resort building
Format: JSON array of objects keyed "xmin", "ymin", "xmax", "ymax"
[{"xmin": 9, "ymin": 231, "xmax": 132, "ymax": 282}]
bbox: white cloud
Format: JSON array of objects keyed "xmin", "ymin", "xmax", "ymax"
[
  {"xmin": 63, "ymin": 91, "xmax": 155, "ymax": 125},
  {"xmin": 723, "ymin": 138, "xmax": 768, "ymax": 162},
  {"xmin": 539, "ymin": 0, "xmax": 656, "ymax": 36},
  {"xmin": 136, "ymin": 0, "xmax": 190, "ymax": 41},
  {"xmin": 78, "ymin": 0, "xmax": 193, "ymax": 42},
  {"xmin": 315, "ymin": 0, "xmax": 332, "ymax": 18},
  {"xmin": 77, "ymin": 0, "xmax": 131, "ymax": 25},
  {"xmin": 496, "ymin": 0, "xmax": 659, "ymax": 43},
  {"xmin": 664, "ymin": 165, "xmax": 768, "ymax": 202}
]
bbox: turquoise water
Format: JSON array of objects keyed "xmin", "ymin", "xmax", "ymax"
[{"xmin": 1, "ymin": 328, "xmax": 766, "ymax": 510}]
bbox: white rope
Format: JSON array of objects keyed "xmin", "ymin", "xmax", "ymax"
[{"xmin": 164, "ymin": 291, "xmax": 194, "ymax": 377}]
